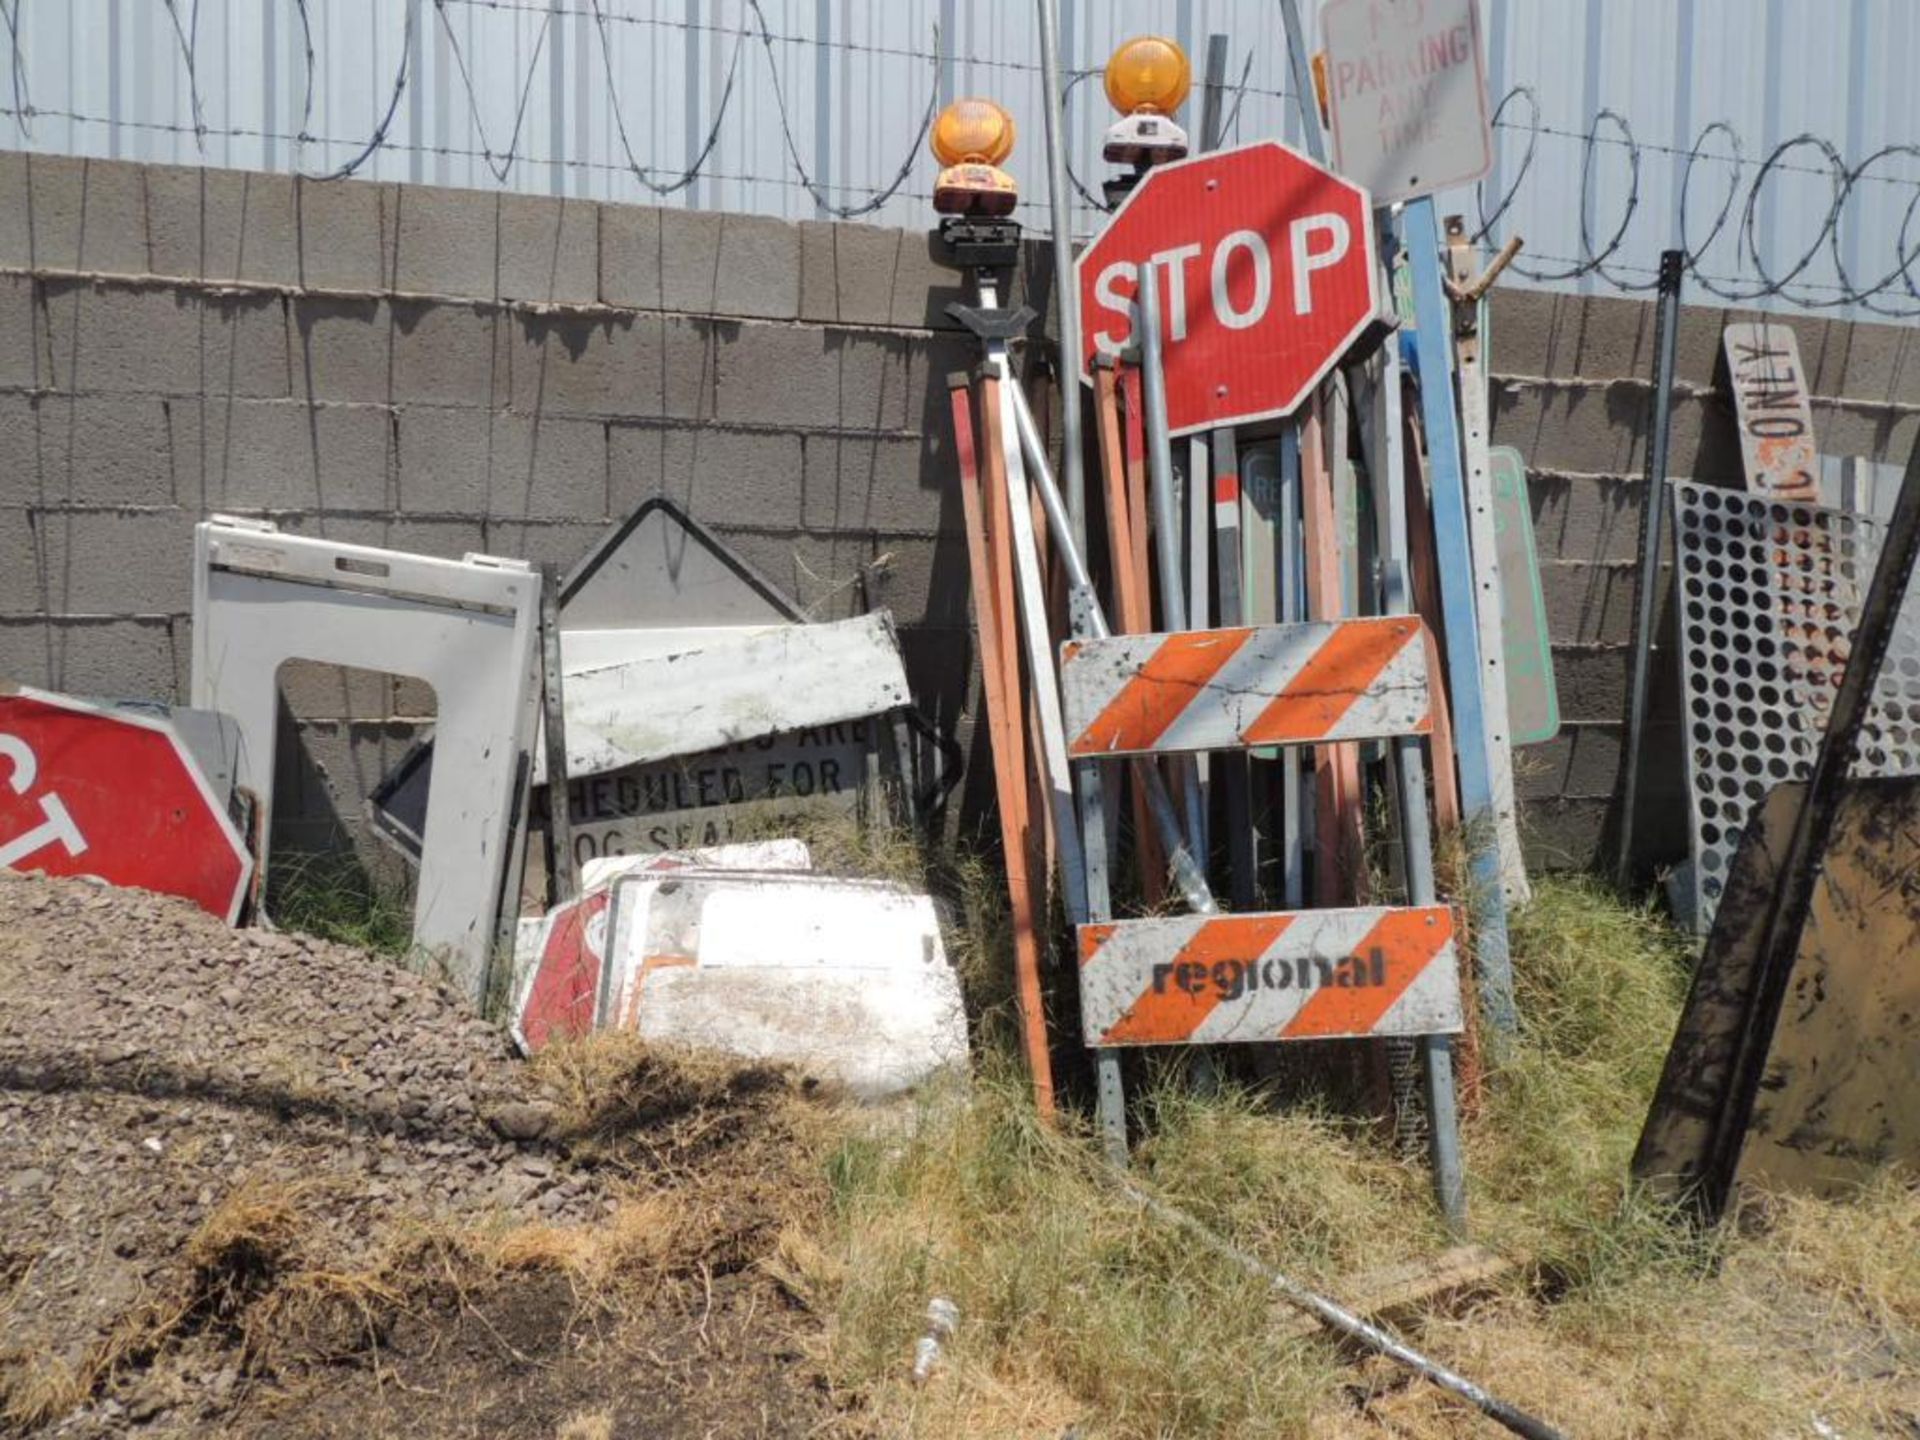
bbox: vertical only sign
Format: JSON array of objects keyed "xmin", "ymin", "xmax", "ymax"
[
  {"xmin": 1723, "ymin": 323, "xmax": 1820, "ymax": 502},
  {"xmin": 1320, "ymin": 0, "xmax": 1495, "ymax": 205}
]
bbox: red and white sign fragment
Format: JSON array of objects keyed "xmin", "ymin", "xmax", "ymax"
[
  {"xmin": 1723, "ymin": 323, "xmax": 1819, "ymax": 502},
  {"xmin": 0, "ymin": 688, "xmax": 253, "ymax": 923},
  {"xmin": 1059, "ymin": 616, "xmax": 1431, "ymax": 758},
  {"xmin": 511, "ymin": 888, "xmax": 614, "ymax": 1054},
  {"xmin": 512, "ymin": 841, "xmax": 812, "ymax": 1054},
  {"xmin": 1320, "ymin": 0, "xmax": 1495, "ymax": 205},
  {"xmin": 1077, "ymin": 906, "xmax": 1462, "ymax": 1047}
]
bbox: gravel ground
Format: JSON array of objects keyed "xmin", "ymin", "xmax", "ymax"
[{"xmin": 0, "ymin": 871, "xmax": 624, "ymax": 1434}]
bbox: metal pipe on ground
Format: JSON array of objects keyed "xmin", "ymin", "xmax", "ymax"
[{"xmin": 1121, "ymin": 1180, "xmax": 1565, "ymax": 1440}]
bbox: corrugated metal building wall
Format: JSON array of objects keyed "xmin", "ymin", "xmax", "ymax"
[{"xmin": 4, "ymin": 1, "xmax": 1919, "ymax": 321}]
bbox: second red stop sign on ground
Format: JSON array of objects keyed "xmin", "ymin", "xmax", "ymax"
[{"xmin": 1076, "ymin": 139, "xmax": 1378, "ymax": 436}]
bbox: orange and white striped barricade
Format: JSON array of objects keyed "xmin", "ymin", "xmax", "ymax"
[
  {"xmin": 1077, "ymin": 905, "xmax": 1461, "ymax": 1048},
  {"xmin": 1060, "ymin": 616, "xmax": 1431, "ymax": 758},
  {"xmin": 1061, "ymin": 613, "xmax": 1468, "ymax": 1229}
]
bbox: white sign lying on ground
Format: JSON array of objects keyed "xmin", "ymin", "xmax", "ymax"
[{"xmin": 603, "ymin": 871, "xmax": 968, "ymax": 1098}]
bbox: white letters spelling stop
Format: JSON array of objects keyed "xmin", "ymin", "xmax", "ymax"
[{"xmin": 1075, "ymin": 140, "xmax": 1378, "ymax": 436}]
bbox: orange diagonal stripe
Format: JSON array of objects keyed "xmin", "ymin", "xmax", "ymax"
[
  {"xmin": 1078, "ymin": 923, "xmax": 1118, "ymax": 968},
  {"xmin": 1280, "ymin": 908, "xmax": 1452, "ymax": 1040},
  {"xmin": 1242, "ymin": 618, "xmax": 1420, "ymax": 745},
  {"xmin": 1101, "ymin": 914, "xmax": 1294, "ymax": 1045},
  {"xmin": 1071, "ymin": 629, "xmax": 1253, "ymax": 755}
]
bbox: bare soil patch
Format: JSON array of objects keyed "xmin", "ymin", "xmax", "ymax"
[{"xmin": 0, "ymin": 871, "xmax": 847, "ymax": 1438}]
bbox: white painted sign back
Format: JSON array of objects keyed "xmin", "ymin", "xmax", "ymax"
[{"xmin": 1320, "ymin": 0, "xmax": 1495, "ymax": 205}]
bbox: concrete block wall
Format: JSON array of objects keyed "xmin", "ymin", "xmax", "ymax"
[
  {"xmin": 4, "ymin": 149, "xmax": 1917, "ymax": 876},
  {"xmin": 1486, "ymin": 285, "xmax": 1920, "ymax": 870},
  {"xmin": 0, "ymin": 151, "xmax": 1066, "ymax": 862}
]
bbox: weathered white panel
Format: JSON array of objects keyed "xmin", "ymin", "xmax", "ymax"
[
  {"xmin": 540, "ymin": 611, "xmax": 911, "ymax": 779},
  {"xmin": 604, "ymin": 871, "xmax": 969, "ymax": 1098}
]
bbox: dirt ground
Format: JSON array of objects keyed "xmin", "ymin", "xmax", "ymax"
[{"xmin": 0, "ymin": 871, "xmax": 847, "ymax": 1439}]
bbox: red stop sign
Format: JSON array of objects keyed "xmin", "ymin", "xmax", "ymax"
[
  {"xmin": 0, "ymin": 689, "xmax": 254, "ymax": 922},
  {"xmin": 1076, "ymin": 140, "xmax": 1378, "ymax": 436}
]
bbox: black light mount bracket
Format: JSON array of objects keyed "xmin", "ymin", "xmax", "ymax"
[
  {"xmin": 945, "ymin": 301, "xmax": 1037, "ymax": 343},
  {"xmin": 932, "ymin": 215, "xmax": 1023, "ymax": 273}
]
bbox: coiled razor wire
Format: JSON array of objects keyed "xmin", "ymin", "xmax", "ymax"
[
  {"xmin": 6, "ymin": 6, "xmax": 1920, "ymax": 313},
  {"xmin": 1476, "ymin": 84, "xmax": 1920, "ymax": 316}
]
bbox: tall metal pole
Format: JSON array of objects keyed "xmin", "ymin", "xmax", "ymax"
[
  {"xmin": 1616, "ymin": 250, "xmax": 1686, "ymax": 887},
  {"xmin": 1006, "ymin": 376, "xmax": 1219, "ymax": 917},
  {"xmin": 1036, "ymin": 0, "xmax": 1086, "ymax": 553},
  {"xmin": 1277, "ymin": 0, "xmax": 1327, "ymax": 163},
  {"xmin": 1139, "ymin": 265, "xmax": 1208, "ymax": 856}
]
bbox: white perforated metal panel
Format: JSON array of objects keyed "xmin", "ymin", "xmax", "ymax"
[{"xmin": 1672, "ymin": 480, "xmax": 1920, "ymax": 933}]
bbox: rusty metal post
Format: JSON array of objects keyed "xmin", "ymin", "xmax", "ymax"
[{"xmin": 537, "ymin": 561, "xmax": 576, "ymax": 908}]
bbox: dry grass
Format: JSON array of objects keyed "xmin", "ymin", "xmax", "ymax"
[
  {"xmin": 792, "ymin": 874, "xmax": 1920, "ymax": 1439},
  {"xmin": 555, "ymin": 1406, "xmax": 616, "ymax": 1440}
]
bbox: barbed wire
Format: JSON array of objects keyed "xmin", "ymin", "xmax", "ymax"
[
  {"xmin": 1477, "ymin": 84, "xmax": 1920, "ymax": 317},
  {"xmin": 5, "ymin": 4, "xmax": 1919, "ymax": 315}
]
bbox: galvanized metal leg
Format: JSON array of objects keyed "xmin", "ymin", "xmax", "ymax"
[
  {"xmin": 1096, "ymin": 1048, "xmax": 1128, "ymax": 1162},
  {"xmin": 1446, "ymin": 223, "xmax": 1529, "ymax": 907},
  {"xmin": 1421, "ymin": 1035, "xmax": 1468, "ymax": 1236},
  {"xmin": 1079, "ymin": 748, "xmax": 1129, "ymax": 1161},
  {"xmin": 1616, "ymin": 251, "xmax": 1686, "ymax": 890},
  {"xmin": 1396, "ymin": 718, "xmax": 1467, "ymax": 1235},
  {"xmin": 1278, "ymin": 429, "xmax": 1306, "ymax": 909}
]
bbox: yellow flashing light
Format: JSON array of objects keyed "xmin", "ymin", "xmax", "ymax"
[
  {"xmin": 931, "ymin": 98, "xmax": 1017, "ymax": 167},
  {"xmin": 1104, "ymin": 36, "xmax": 1191, "ymax": 117},
  {"xmin": 931, "ymin": 99, "xmax": 1019, "ymax": 217}
]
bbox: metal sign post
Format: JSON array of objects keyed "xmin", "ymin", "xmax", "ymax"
[
  {"xmin": 1403, "ymin": 198, "xmax": 1517, "ymax": 1040},
  {"xmin": 1616, "ymin": 250, "xmax": 1686, "ymax": 887},
  {"xmin": 1139, "ymin": 266, "xmax": 1209, "ymax": 860},
  {"xmin": 537, "ymin": 563, "xmax": 578, "ymax": 907},
  {"xmin": 1446, "ymin": 220, "xmax": 1530, "ymax": 906},
  {"xmin": 1035, "ymin": 0, "xmax": 1087, "ymax": 550}
]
